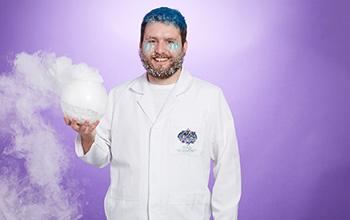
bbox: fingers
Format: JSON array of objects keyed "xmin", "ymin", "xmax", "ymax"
[
  {"xmin": 90, "ymin": 120, "xmax": 100, "ymax": 131},
  {"xmin": 81, "ymin": 120, "xmax": 100, "ymax": 134},
  {"xmin": 63, "ymin": 116, "xmax": 99, "ymax": 135},
  {"xmin": 71, "ymin": 119, "xmax": 81, "ymax": 132},
  {"xmin": 63, "ymin": 116, "xmax": 71, "ymax": 125},
  {"xmin": 79, "ymin": 121, "xmax": 89, "ymax": 134}
]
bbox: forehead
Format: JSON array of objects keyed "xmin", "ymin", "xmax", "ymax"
[{"xmin": 143, "ymin": 22, "xmax": 181, "ymax": 40}]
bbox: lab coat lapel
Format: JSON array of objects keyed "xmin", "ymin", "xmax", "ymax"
[
  {"xmin": 129, "ymin": 68, "xmax": 193, "ymax": 124},
  {"xmin": 130, "ymin": 74, "xmax": 157, "ymax": 124},
  {"xmin": 156, "ymin": 68, "xmax": 193, "ymax": 123}
]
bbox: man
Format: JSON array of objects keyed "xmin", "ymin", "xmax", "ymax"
[{"xmin": 65, "ymin": 7, "xmax": 241, "ymax": 220}]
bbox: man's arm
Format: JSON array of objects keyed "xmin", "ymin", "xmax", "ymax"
[
  {"xmin": 64, "ymin": 117, "xmax": 98, "ymax": 154},
  {"xmin": 211, "ymin": 89, "xmax": 241, "ymax": 220}
]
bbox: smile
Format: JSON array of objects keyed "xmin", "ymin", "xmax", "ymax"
[{"xmin": 153, "ymin": 57, "xmax": 169, "ymax": 62}]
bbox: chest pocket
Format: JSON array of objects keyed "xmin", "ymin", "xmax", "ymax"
[{"xmin": 167, "ymin": 120, "xmax": 204, "ymax": 156}]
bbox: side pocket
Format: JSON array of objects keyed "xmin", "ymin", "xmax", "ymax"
[
  {"xmin": 168, "ymin": 190, "xmax": 210, "ymax": 205},
  {"xmin": 166, "ymin": 190, "xmax": 211, "ymax": 220},
  {"xmin": 104, "ymin": 187, "xmax": 142, "ymax": 219},
  {"xmin": 109, "ymin": 186, "xmax": 139, "ymax": 201}
]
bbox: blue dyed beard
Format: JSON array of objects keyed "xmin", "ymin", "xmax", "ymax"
[{"xmin": 139, "ymin": 50, "xmax": 185, "ymax": 79}]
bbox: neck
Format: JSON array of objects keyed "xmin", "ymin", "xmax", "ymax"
[{"xmin": 147, "ymin": 68, "xmax": 182, "ymax": 85}]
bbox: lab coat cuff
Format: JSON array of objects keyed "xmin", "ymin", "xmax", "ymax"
[
  {"xmin": 212, "ymin": 206, "xmax": 238, "ymax": 220},
  {"xmin": 75, "ymin": 135, "xmax": 86, "ymax": 158},
  {"xmin": 75, "ymin": 134, "xmax": 110, "ymax": 167},
  {"xmin": 74, "ymin": 135, "xmax": 100, "ymax": 158}
]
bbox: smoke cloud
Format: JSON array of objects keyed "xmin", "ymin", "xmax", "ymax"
[{"xmin": 0, "ymin": 51, "xmax": 99, "ymax": 219}]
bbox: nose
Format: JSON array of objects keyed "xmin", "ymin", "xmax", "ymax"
[{"xmin": 154, "ymin": 41, "xmax": 167, "ymax": 55}]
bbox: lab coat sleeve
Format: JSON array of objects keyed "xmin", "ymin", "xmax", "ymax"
[
  {"xmin": 75, "ymin": 88, "xmax": 116, "ymax": 168},
  {"xmin": 210, "ymin": 89, "xmax": 241, "ymax": 220}
]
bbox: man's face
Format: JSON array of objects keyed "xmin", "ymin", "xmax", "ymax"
[{"xmin": 139, "ymin": 22, "xmax": 187, "ymax": 79}]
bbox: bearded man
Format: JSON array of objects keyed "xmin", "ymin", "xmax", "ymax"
[{"xmin": 65, "ymin": 7, "xmax": 241, "ymax": 220}]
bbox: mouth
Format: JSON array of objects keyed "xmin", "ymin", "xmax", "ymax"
[{"xmin": 153, "ymin": 57, "xmax": 170, "ymax": 63}]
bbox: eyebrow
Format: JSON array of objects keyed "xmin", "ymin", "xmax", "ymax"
[
  {"xmin": 144, "ymin": 36, "xmax": 157, "ymax": 40},
  {"xmin": 144, "ymin": 36, "xmax": 178, "ymax": 42},
  {"xmin": 165, "ymin": 38, "xmax": 177, "ymax": 41}
]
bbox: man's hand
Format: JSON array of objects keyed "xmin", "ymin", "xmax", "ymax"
[{"xmin": 64, "ymin": 116, "xmax": 100, "ymax": 154}]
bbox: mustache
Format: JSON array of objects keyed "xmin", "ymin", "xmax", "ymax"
[{"xmin": 151, "ymin": 53, "xmax": 172, "ymax": 59}]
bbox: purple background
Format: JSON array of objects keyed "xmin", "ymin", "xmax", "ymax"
[{"xmin": 1, "ymin": 0, "xmax": 350, "ymax": 219}]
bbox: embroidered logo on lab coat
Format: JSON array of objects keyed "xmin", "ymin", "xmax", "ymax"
[{"xmin": 177, "ymin": 129, "xmax": 198, "ymax": 153}]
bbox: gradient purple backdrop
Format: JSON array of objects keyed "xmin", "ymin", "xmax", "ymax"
[{"xmin": 1, "ymin": 0, "xmax": 350, "ymax": 219}]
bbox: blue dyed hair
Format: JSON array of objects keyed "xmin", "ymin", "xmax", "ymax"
[{"xmin": 140, "ymin": 7, "xmax": 187, "ymax": 46}]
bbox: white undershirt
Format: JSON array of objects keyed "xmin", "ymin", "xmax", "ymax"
[{"xmin": 147, "ymin": 81, "xmax": 176, "ymax": 118}]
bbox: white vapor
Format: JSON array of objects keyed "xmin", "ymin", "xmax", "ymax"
[{"xmin": 0, "ymin": 51, "xmax": 101, "ymax": 219}]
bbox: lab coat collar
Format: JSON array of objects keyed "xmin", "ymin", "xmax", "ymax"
[
  {"xmin": 129, "ymin": 68, "xmax": 193, "ymax": 97},
  {"xmin": 129, "ymin": 68, "xmax": 193, "ymax": 124}
]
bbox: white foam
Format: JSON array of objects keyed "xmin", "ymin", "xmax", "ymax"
[{"xmin": 0, "ymin": 51, "xmax": 103, "ymax": 219}]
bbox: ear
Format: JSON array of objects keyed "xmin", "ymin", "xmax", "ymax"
[{"xmin": 182, "ymin": 41, "xmax": 188, "ymax": 54}]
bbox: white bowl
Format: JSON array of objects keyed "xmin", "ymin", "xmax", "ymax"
[{"xmin": 61, "ymin": 80, "xmax": 108, "ymax": 123}]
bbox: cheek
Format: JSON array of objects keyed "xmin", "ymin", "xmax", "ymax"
[
  {"xmin": 143, "ymin": 42, "xmax": 155, "ymax": 54},
  {"xmin": 168, "ymin": 42, "xmax": 181, "ymax": 54}
]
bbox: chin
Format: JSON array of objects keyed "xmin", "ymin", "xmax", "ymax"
[
  {"xmin": 152, "ymin": 61, "xmax": 170, "ymax": 68},
  {"xmin": 152, "ymin": 64, "xmax": 170, "ymax": 72}
]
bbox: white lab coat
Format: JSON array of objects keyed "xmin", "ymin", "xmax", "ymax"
[{"xmin": 75, "ymin": 69, "xmax": 241, "ymax": 220}]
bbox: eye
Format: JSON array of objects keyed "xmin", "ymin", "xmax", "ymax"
[
  {"xmin": 143, "ymin": 41, "xmax": 155, "ymax": 52},
  {"xmin": 167, "ymin": 41, "xmax": 180, "ymax": 51}
]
